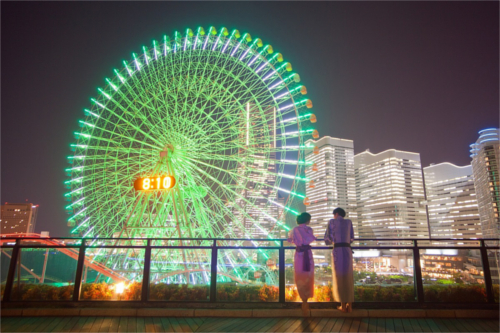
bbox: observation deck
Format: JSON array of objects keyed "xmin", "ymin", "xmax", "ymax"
[{"xmin": 1, "ymin": 234, "xmax": 498, "ymax": 332}]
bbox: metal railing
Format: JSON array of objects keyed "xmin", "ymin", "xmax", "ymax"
[{"xmin": 1, "ymin": 236, "xmax": 498, "ymax": 304}]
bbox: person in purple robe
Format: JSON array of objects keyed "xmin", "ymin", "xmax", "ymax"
[
  {"xmin": 287, "ymin": 212, "xmax": 317, "ymax": 315},
  {"xmin": 324, "ymin": 207, "xmax": 354, "ymax": 312}
]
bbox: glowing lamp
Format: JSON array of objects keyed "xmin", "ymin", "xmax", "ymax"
[{"xmin": 116, "ymin": 282, "xmax": 125, "ymax": 294}]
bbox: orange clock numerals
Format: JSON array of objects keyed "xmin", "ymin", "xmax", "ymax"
[{"xmin": 134, "ymin": 175, "xmax": 176, "ymax": 191}]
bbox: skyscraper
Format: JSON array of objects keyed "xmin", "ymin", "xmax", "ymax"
[
  {"xmin": 423, "ymin": 163, "xmax": 481, "ymax": 238},
  {"xmin": 0, "ymin": 203, "xmax": 39, "ymax": 235},
  {"xmin": 354, "ymin": 149, "xmax": 429, "ymax": 239},
  {"xmin": 230, "ymin": 104, "xmax": 282, "ymax": 238},
  {"xmin": 305, "ymin": 136, "xmax": 357, "ymax": 237},
  {"xmin": 470, "ymin": 128, "xmax": 500, "ymax": 238}
]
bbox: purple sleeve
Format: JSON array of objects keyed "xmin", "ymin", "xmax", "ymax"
[
  {"xmin": 350, "ymin": 221, "xmax": 354, "ymax": 242},
  {"xmin": 293, "ymin": 227, "xmax": 303, "ymax": 246}
]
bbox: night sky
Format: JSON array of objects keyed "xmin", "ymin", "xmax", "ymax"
[{"xmin": 2, "ymin": 2, "xmax": 498, "ymax": 236}]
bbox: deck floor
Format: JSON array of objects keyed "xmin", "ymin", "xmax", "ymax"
[{"xmin": 0, "ymin": 317, "xmax": 498, "ymax": 332}]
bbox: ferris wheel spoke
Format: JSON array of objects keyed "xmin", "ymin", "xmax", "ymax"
[
  {"xmin": 92, "ymin": 91, "xmax": 166, "ymax": 148},
  {"xmin": 77, "ymin": 192, "xmax": 134, "ymax": 235},
  {"xmin": 109, "ymin": 85, "xmax": 169, "ymax": 141},
  {"xmin": 190, "ymin": 173, "xmax": 267, "ymax": 241},
  {"xmin": 181, "ymin": 158, "xmax": 285, "ymax": 236},
  {"xmin": 87, "ymin": 122, "xmax": 161, "ymax": 151},
  {"xmin": 183, "ymin": 155, "xmax": 303, "ymax": 204}
]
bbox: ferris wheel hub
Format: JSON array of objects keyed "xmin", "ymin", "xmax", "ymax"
[{"xmin": 160, "ymin": 144, "xmax": 175, "ymax": 158}]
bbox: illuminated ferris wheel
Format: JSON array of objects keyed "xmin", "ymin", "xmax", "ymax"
[{"xmin": 65, "ymin": 26, "xmax": 318, "ymax": 283}]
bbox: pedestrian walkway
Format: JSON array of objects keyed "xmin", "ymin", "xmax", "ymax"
[{"xmin": 1, "ymin": 316, "xmax": 499, "ymax": 332}]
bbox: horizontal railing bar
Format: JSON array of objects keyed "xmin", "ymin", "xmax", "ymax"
[
  {"xmin": 2, "ymin": 236, "xmax": 499, "ymax": 241},
  {"xmin": 85, "ymin": 245, "xmax": 148, "ymax": 249},
  {"xmin": 149, "ymin": 246, "xmax": 213, "ymax": 249},
  {"xmin": 1, "ymin": 245, "xmax": 496, "ymax": 250},
  {"xmin": 6, "ymin": 244, "xmax": 80, "ymax": 249}
]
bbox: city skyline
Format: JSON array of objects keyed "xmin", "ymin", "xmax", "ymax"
[
  {"xmin": 302, "ymin": 128, "xmax": 497, "ymax": 241},
  {"xmin": 2, "ymin": 2, "xmax": 498, "ymax": 236}
]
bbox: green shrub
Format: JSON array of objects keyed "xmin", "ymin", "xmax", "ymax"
[
  {"xmin": 4, "ymin": 283, "xmax": 73, "ymax": 301},
  {"xmin": 423, "ymin": 284, "xmax": 486, "ymax": 303},
  {"xmin": 354, "ymin": 285, "xmax": 415, "ymax": 302},
  {"xmin": 149, "ymin": 284, "xmax": 209, "ymax": 301}
]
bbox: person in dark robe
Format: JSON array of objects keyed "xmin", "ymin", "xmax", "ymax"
[{"xmin": 324, "ymin": 208, "xmax": 354, "ymax": 312}]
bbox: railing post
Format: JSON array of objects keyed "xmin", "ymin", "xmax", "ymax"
[
  {"xmin": 141, "ymin": 239, "xmax": 152, "ymax": 302},
  {"xmin": 279, "ymin": 240, "xmax": 285, "ymax": 303},
  {"xmin": 209, "ymin": 240, "xmax": 218, "ymax": 302},
  {"xmin": 412, "ymin": 240, "xmax": 424, "ymax": 303},
  {"xmin": 3, "ymin": 239, "xmax": 21, "ymax": 301},
  {"xmin": 479, "ymin": 240, "xmax": 494, "ymax": 303},
  {"xmin": 73, "ymin": 239, "xmax": 86, "ymax": 302}
]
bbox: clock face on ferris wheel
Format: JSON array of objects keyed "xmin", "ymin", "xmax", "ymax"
[{"xmin": 133, "ymin": 175, "xmax": 176, "ymax": 191}]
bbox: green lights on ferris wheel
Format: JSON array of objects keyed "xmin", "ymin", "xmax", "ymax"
[
  {"xmin": 66, "ymin": 26, "xmax": 319, "ymax": 282},
  {"xmin": 66, "ymin": 197, "xmax": 84, "ymax": 208},
  {"xmin": 97, "ymin": 88, "xmax": 111, "ymax": 100},
  {"xmin": 84, "ymin": 109, "xmax": 100, "ymax": 118},
  {"xmin": 113, "ymin": 69, "xmax": 126, "ymax": 83},
  {"xmin": 105, "ymin": 79, "xmax": 118, "ymax": 92}
]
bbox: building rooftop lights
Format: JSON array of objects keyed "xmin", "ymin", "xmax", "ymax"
[{"xmin": 478, "ymin": 128, "xmax": 499, "ymax": 133}]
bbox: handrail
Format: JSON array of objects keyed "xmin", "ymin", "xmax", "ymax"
[
  {"xmin": 1, "ymin": 234, "xmax": 498, "ymax": 304},
  {"xmin": 1, "ymin": 233, "xmax": 499, "ymax": 242}
]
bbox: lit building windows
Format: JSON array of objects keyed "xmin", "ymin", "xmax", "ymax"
[
  {"xmin": 354, "ymin": 149, "xmax": 429, "ymax": 239},
  {"xmin": 423, "ymin": 163, "xmax": 481, "ymax": 238},
  {"xmin": 470, "ymin": 128, "xmax": 500, "ymax": 238},
  {"xmin": 305, "ymin": 136, "xmax": 357, "ymax": 238},
  {"xmin": 0, "ymin": 203, "xmax": 39, "ymax": 235}
]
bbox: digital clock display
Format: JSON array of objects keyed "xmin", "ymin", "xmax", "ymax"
[{"xmin": 134, "ymin": 175, "xmax": 176, "ymax": 191}]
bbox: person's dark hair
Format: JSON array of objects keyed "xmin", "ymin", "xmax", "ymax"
[
  {"xmin": 296, "ymin": 212, "xmax": 311, "ymax": 224},
  {"xmin": 333, "ymin": 208, "xmax": 346, "ymax": 217}
]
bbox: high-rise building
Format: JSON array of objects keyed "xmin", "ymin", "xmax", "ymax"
[
  {"xmin": 305, "ymin": 136, "xmax": 357, "ymax": 237},
  {"xmin": 230, "ymin": 104, "xmax": 282, "ymax": 238},
  {"xmin": 0, "ymin": 203, "xmax": 39, "ymax": 235},
  {"xmin": 470, "ymin": 128, "xmax": 500, "ymax": 238},
  {"xmin": 354, "ymin": 149, "xmax": 429, "ymax": 239},
  {"xmin": 423, "ymin": 163, "xmax": 481, "ymax": 238}
]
